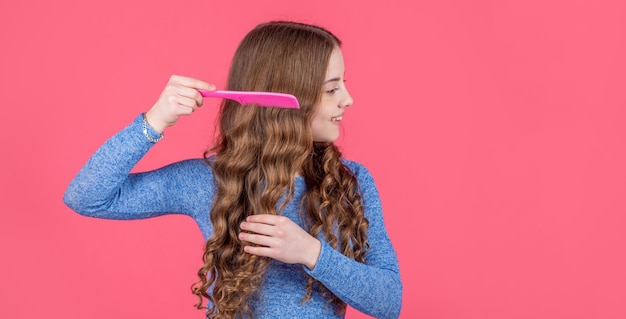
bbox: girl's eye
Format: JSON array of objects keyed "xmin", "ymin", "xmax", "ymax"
[{"xmin": 325, "ymin": 87, "xmax": 339, "ymax": 94}]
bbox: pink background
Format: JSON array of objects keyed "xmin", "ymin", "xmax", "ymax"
[{"xmin": 1, "ymin": 0, "xmax": 625, "ymax": 318}]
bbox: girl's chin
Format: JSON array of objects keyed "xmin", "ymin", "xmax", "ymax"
[{"xmin": 313, "ymin": 136, "xmax": 339, "ymax": 143}]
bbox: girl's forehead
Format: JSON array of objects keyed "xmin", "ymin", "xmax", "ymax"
[{"xmin": 325, "ymin": 48, "xmax": 345, "ymax": 79}]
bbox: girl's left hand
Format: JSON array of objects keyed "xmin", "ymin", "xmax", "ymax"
[{"xmin": 239, "ymin": 215, "xmax": 321, "ymax": 270}]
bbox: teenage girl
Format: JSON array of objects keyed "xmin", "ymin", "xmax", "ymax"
[{"xmin": 65, "ymin": 21, "xmax": 402, "ymax": 319}]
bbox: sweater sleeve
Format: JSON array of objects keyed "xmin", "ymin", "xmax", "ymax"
[
  {"xmin": 63, "ymin": 114, "xmax": 214, "ymax": 226},
  {"xmin": 304, "ymin": 162, "xmax": 403, "ymax": 319}
]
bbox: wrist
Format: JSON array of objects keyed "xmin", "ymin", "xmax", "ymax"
[
  {"xmin": 144, "ymin": 109, "xmax": 167, "ymax": 134},
  {"xmin": 142, "ymin": 113, "xmax": 164, "ymax": 143},
  {"xmin": 303, "ymin": 238, "xmax": 321, "ymax": 270}
]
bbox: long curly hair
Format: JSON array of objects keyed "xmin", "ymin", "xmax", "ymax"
[{"xmin": 191, "ymin": 21, "xmax": 370, "ymax": 318}]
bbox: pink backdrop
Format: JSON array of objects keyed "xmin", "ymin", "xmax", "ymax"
[{"xmin": 1, "ymin": 0, "xmax": 625, "ymax": 318}]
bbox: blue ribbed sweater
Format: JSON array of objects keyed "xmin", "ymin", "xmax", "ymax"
[{"xmin": 64, "ymin": 114, "xmax": 402, "ymax": 318}]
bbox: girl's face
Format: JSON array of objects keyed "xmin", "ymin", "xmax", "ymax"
[{"xmin": 311, "ymin": 47, "xmax": 354, "ymax": 143}]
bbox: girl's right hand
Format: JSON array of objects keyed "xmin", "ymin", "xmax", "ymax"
[{"xmin": 145, "ymin": 75, "xmax": 215, "ymax": 134}]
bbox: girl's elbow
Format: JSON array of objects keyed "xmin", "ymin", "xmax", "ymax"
[
  {"xmin": 63, "ymin": 188, "xmax": 98, "ymax": 216},
  {"xmin": 385, "ymin": 275, "xmax": 403, "ymax": 318},
  {"xmin": 391, "ymin": 283, "xmax": 403, "ymax": 318}
]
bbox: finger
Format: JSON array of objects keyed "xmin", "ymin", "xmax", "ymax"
[
  {"xmin": 172, "ymin": 85, "xmax": 203, "ymax": 107},
  {"xmin": 239, "ymin": 232, "xmax": 276, "ymax": 247},
  {"xmin": 243, "ymin": 245, "xmax": 275, "ymax": 258},
  {"xmin": 172, "ymin": 75, "xmax": 215, "ymax": 91},
  {"xmin": 178, "ymin": 84, "xmax": 208, "ymax": 107},
  {"xmin": 175, "ymin": 84, "xmax": 201, "ymax": 99},
  {"xmin": 177, "ymin": 105, "xmax": 195, "ymax": 115},
  {"xmin": 166, "ymin": 97, "xmax": 196, "ymax": 115},
  {"xmin": 173, "ymin": 95, "xmax": 199, "ymax": 110},
  {"xmin": 240, "ymin": 221, "xmax": 274, "ymax": 236},
  {"xmin": 245, "ymin": 214, "xmax": 286, "ymax": 225}
]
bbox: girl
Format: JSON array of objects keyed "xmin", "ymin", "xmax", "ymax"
[{"xmin": 64, "ymin": 21, "xmax": 402, "ymax": 319}]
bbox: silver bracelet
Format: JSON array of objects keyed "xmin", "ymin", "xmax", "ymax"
[{"xmin": 142, "ymin": 113, "xmax": 164, "ymax": 143}]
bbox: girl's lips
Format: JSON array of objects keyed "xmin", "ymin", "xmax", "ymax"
[{"xmin": 330, "ymin": 116, "xmax": 343, "ymax": 126}]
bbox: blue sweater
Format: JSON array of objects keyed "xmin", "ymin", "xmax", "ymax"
[{"xmin": 64, "ymin": 114, "xmax": 402, "ymax": 318}]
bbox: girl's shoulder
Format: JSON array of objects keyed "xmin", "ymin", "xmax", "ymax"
[
  {"xmin": 341, "ymin": 158, "xmax": 375, "ymax": 183},
  {"xmin": 342, "ymin": 158, "xmax": 365, "ymax": 171},
  {"xmin": 341, "ymin": 159, "xmax": 381, "ymax": 206}
]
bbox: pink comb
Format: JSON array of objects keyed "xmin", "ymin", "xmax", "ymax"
[{"xmin": 198, "ymin": 90, "xmax": 300, "ymax": 109}]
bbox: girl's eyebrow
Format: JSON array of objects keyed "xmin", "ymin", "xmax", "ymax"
[{"xmin": 323, "ymin": 77, "xmax": 341, "ymax": 83}]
